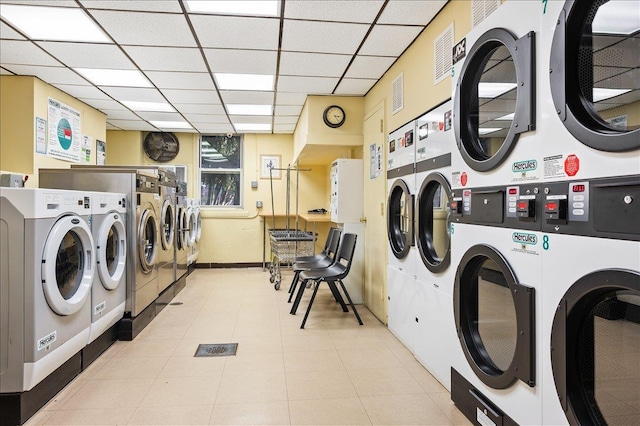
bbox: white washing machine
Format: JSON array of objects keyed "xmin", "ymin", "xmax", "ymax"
[
  {"xmin": 1, "ymin": 188, "xmax": 95, "ymax": 423},
  {"xmin": 541, "ymin": 175, "xmax": 640, "ymax": 425},
  {"xmin": 451, "ymin": 0, "xmax": 541, "ymax": 189},
  {"xmin": 386, "ymin": 120, "xmax": 417, "ymax": 351},
  {"xmin": 175, "ymin": 182, "xmax": 189, "ymax": 287},
  {"xmin": 412, "ymin": 99, "xmax": 457, "ymax": 390},
  {"xmin": 540, "ymin": 0, "xmax": 640, "ymax": 182},
  {"xmin": 88, "ymin": 191, "xmax": 126, "ymax": 344},
  {"xmin": 187, "ymin": 197, "xmax": 201, "ymax": 268}
]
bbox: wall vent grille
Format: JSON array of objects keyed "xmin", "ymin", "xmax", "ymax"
[
  {"xmin": 391, "ymin": 73, "xmax": 404, "ymax": 115},
  {"xmin": 434, "ymin": 23, "xmax": 454, "ymax": 85}
]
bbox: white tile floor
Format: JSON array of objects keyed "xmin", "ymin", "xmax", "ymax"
[{"xmin": 26, "ymin": 268, "xmax": 471, "ymax": 425}]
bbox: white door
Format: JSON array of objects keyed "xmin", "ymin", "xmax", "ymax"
[{"xmin": 97, "ymin": 212, "xmax": 126, "ymax": 290}]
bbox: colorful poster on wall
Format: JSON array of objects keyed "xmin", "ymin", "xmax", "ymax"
[
  {"xmin": 96, "ymin": 140, "xmax": 106, "ymax": 165},
  {"xmin": 35, "ymin": 117, "xmax": 47, "ymax": 154},
  {"xmin": 47, "ymin": 98, "xmax": 81, "ymax": 162}
]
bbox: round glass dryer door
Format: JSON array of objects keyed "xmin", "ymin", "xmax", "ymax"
[
  {"xmin": 454, "ymin": 244, "xmax": 535, "ymax": 389},
  {"xmin": 454, "ymin": 28, "xmax": 535, "ymax": 171},
  {"xmin": 551, "ymin": 270, "xmax": 640, "ymax": 426},
  {"xmin": 177, "ymin": 207, "xmax": 187, "ymax": 251},
  {"xmin": 186, "ymin": 208, "xmax": 196, "ymax": 247},
  {"xmin": 195, "ymin": 209, "xmax": 202, "ymax": 243},
  {"xmin": 97, "ymin": 212, "xmax": 126, "ymax": 290},
  {"xmin": 387, "ymin": 179, "xmax": 414, "ymax": 259},
  {"xmin": 416, "ymin": 172, "xmax": 451, "ymax": 273},
  {"xmin": 160, "ymin": 198, "xmax": 175, "ymax": 251},
  {"xmin": 138, "ymin": 208, "xmax": 158, "ymax": 273},
  {"xmin": 550, "ymin": 0, "xmax": 640, "ymax": 151},
  {"xmin": 42, "ymin": 215, "xmax": 95, "ymax": 315}
]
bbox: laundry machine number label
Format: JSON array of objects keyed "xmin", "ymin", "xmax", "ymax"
[
  {"xmin": 543, "ymin": 235, "xmax": 550, "ymax": 250},
  {"xmin": 476, "ymin": 408, "xmax": 496, "ymax": 426},
  {"xmin": 37, "ymin": 331, "xmax": 57, "ymax": 351}
]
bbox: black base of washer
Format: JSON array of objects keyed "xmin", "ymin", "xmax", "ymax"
[
  {"xmin": 174, "ymin": 273, "xmax": 187, "ymax": 296},
  {"xmin": 0, "ymin": 352, "xmax": 81, "ymax": 426},
  {"xmin": 82, "ymin": 322, "xmax": 119, "ymax": 370},
  {"xmin": 188, "ymin": 263, "xmax": 196, "ymax": 275},
  {"xmin": 118, "ymin": 302, "xmax": 156, "ymax": 341},
  {"xmin": 156, "ymin": 284, "xmax": 175, "ymax": 315}
]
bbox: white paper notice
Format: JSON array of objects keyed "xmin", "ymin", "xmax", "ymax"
[{"xmin": 35, "ymin": 117, "xmax": 47, "ymax": 154}]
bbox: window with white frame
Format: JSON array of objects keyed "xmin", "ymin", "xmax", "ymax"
[{"xmin": 199, "ymin": 134, "xmax": 242, "ymax": 207}]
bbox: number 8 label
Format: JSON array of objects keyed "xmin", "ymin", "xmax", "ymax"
[{"xmin": 542, "ymin": 235, "xmax": 550, "ymax": 250}]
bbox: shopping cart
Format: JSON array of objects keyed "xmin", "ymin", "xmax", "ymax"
[{"xmin": 268, "ymin": 230, "xmax": 315, "ymax": 290}]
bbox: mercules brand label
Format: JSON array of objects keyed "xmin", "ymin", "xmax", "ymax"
[
  {"xmin": 37, "ymin": 331, "xmax": 57, "ymax": 351},
  {"xmin": 512, "ymin": 160, "xmax": 538, "ymax": 173},
  {"xmin": 95, "ymin": 301, "xmax": 107, "ymax": 315},
  {"xmin": 512, "ymin": 232, "xmax": 538, "ymax": 245}
]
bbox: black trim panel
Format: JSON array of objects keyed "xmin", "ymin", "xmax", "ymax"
[
  {"xmin": 387, "ymin": 163, "xmax": 414, "ymax": 179},
  {"xmin": 415, "ymin": 153, "xmax": 452, "ymax": 174}
]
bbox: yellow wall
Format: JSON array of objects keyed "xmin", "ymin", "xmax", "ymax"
[{"xmin": 0, "ymin": 75, "xmax": 106, "ymax": 188}]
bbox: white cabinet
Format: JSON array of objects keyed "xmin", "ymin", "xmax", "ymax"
[{"xmin": 330, "ymin": 159, "xmax": 363, "ymax": 223}]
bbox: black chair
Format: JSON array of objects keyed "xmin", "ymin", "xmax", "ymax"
[
  {"xmin": 286, "ymin": 227, "xmax": 341, "ymax": 303},
  {"xmin": 295, "ymin": 233, "xmax": 363, "ymax": 329}
]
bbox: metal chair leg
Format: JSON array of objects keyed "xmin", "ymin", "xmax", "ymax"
[
  {"xmin": 338, "ymin": 279, "xmax": 363, "ymax": 325},
  {"xmin": 290, "ymin": 278, "xmax": 308, "ymax": 315},
  {"xmin": 300, "ymin": 279, "xmax": 321, "ymax": 329},
  {"xmin": 287, "ymin": 271, "xmax": 300, "ymax": 302},
  {"xmin": 326, "ymin": 279, "xmax": 348, "ymax": 312}
]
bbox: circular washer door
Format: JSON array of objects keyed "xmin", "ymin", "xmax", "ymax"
[
  {"xmin": 454, "ymin": 244, "xmax": 535, "ymax": 389},
  {"xmin": 97, "ymin": 212, "xmax": 126, "ymax": 290},
  {"xmin": 454, "ymin": 28, "xmax": 535, "ymax": 171},
  {"xmin": 138, "ymin": 207, "xmax": 158, "ymax": 273},
  {"xmin": 160, "ymin": 198, "xmax": 175, "ymax": 251},
  {"xmin": 195, "ymin": 210, "xmax": 202, "ymax": 243},
  {"xmin": 550, "ymin": 0, "xmax": 640, "ymax": 151},
  {"xmin": 416, "ymin": 172, "xmax": 452, "ymax": 273},
  {"xmin": 186, "ymin": 208, "xmax": 196, "ymax": 247},
  {"xmin": 551, "ymin": 269, "xmax": 640, "ymax": 426},
  {"xmin": 387, "ymin": 179, "xmax": 414, "ymax": 259},
  {"xmin": 42, "ymin": 215, "xmax": 95, "ymax": 315},
  {"xmin": 177, "ymin": 207, "xmax": 187, "ymax": 251}
]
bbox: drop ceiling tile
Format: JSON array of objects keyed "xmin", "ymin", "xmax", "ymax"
[
  {"xmin": 90, "ymin": 10, "xmax": 196, "ymax": 47},
  {"xmin": 1, "ymin": 0, "xmax": 77, "ymax": 6},
  {"xmin": 274, "ymin": 116, "xmax": 298, "ymax": 125},
  {"xmin": 274, "ymin": 124, "xmax": 295, "ymax": 133},
  {"xmin": 145, "ymin": 71, "xmax": 215, "ymax": 90},
  {"xmin": 204, "ymin": 48, "xmax": 277, "ymax": 75},
  {"xmin": 275, "ymin": 105, "xmax": 303, "ymax": 115},
  {"xmin": 161, "ymin": 89, "xmax": 220, "ymax": 104},
  {"xmin": 77, "ymin": 98, "xmax": 123, "ymax": 110},
  {"xmin": 334, "ymin": 78, "xmax": 377, "ymax": 95},
  {"xmin": 136, "ymin": 111, "xmax": 184, "ymax": 122},
  {"xmin": 359, "ymin": 25, "xmax": 423, "ymax": 56},
  {"xmin": 0, "ymin": 40, "xmax": 59, "ymax": 66},
  {"xmin": 173, "ymin": 104, "xmax": 226, "ymax": 115},
  {"xmin": 186, "ymin": 115, "xmax": 230, "ymax": 124},
  {"xmin": 101, "ymin": 108, "xmax": 141, "ymax": 120},
  {"xmin": 122, "ymin": 46, "xmax": 207, "ymax": 72},
  {"xmin": 194, "ymin": 123, "xmax": 234, "ymax": 134},
  {"xmin": 378, "ymin": 0, "xmax": 447, "ymax": 25},
  {"xmin": 282, "ymin": 20, "xmax": 369, "ymax": 54},
  {"xmin": 106, "ymin": 122, "xmax": 121, "ymax": 130},
  {"xmin": 277, "ymin": 76, "xmax": 338, "ymax": 93},
  {"xmin": 190, "ymin": 15, "xmax": 279, "ymax": 50},
  {"xmin": 284, "ymin": 0, "xmax": 383, "ymax": 23},
  {"xmin": 345, "ymin": 55, "xmax": 396, "ymax": 79},
  {"xmin": 219, "ymin": 91, "xmax": 274, "ymax": 105},
  {"xmin": 160, "ymin": 127, "xmax": 198, "ymax": 133},
  {"xmin": 81, "ymin": 0, "xmax": 182, "ymax": 12},
  {"xmin": 1, "ymin": 21, "xmax": 25, "ymax": 39},
  {"xmin": 54, "ymin": 84, "xmax": 110, "ymax": 100},
  {"xmin": 279, "ymin": 52, "xmax": 351, "ymax": 77},
  {"xmin": 275, "ymin": 92, "xmax": 307, "ymax": 105},
  {"xmin": 100, "ymin": 86, "xmax": 165, "ymax": 102},
  {"xmin": 5, "ymin": 64, "xmax": 88, "ymax": 85},
  {"xmin": 1, "ymin": 67, "xmax": 15, "ymax": 75},
  {"xmin": 37, "ymin": 42, "xmax": 135, "ymax": 69},
  {"xmin": 231, "ymin": 115, "xmax": 272, "ymax": 124},
  {"xmin": 107, "ymin": 119, "xmax": 158, "ymax": 131}
]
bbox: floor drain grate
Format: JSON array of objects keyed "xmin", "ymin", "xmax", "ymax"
[
  {"xmin": 169, "ymin": 302, "xmax": 183, "ymax": 306},
  {"xmin": 194, "ymin": 343, "xmax": 238, "ymax": 357}
]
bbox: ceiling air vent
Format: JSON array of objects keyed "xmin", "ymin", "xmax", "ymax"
[
  {"xmin": 391, "ymin": 73, "xmax": 404, "ymax": 115},
  {"xmin": 472, "ymin": 0, "xmax": 501, "ymax": 28},
  {"xmin": 434, "ymin": 23, "xmax": 454, "ymax": 85}
]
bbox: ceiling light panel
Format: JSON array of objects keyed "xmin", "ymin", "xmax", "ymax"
[
  {"xmin": 37, "ymin": 42, "xmax": 136, "ymax": 69},
  {"xmin": 479, "ymin": 128, "xmax": 502, "ymax": 135},
  {"xmin": 592, "ymin": 0, "xmax": 640, "ymax": 35},
  {"xmin": 0, "ymin": 40, "xmax": 60, "ymax": 67},
  {"xmin": 230, "ymin": 116, "xmax": 272, "ymax": 124},
  {"xmin": 496, "ymin": 113, "xmax": 515, "ymax": 121},
  {"xmin": 345, "ymin": 55, "xmax": 396, "ymax": 79},
  {"xmin": 137, "ymin": 111, "xmax": 184, "ymax": 122},
  {"xmin": 89, "ymin": 10, "xmax": 196, "ymax": 47},
  {"xmin": 215, "ymin": 73, "xmax": 274, "ymax": 91},
  {"xmin": 122, "ymin": 46, "xmax": 207, "ymax": 72},
  {"xmin": 279, "ymin": 52, "xmax": 351, "ymax": 78},
  {"xmin": 190, "ymin": 15, "xmax": 280, "ymax": 50},
  {"xmin": 275, "ymin": 92, "xmax": 308, "ymax": 105},
  {"xmin": 150, "ymin": 120, "xmax": 192, "ymax": 129},
  {"xmin": 121, "ymin": 101, "xmax": 175, "ymax": 112},
  {"xmin": 54, "ymin": 84, "xmax": 111, "ymax": 100},
  {"xmin": 233, "ymin": 123, "xmax": 271, "ymax": 131},
  {"xmin": 478, "ymin": 83, "xmax": 517, "ymax": 98},
  {"xmin": 145, "ymin": 71, "xmax": 215, "ymax": 91},
  {"xmin": 1, "ymin": 21, "xmax": 26, "ymax": 39},
  {"xmin": 359, "ymin": 25, "xmax": 423, "ymax": 56},
  {"xmin": 219, "ymin": 91, "xmax": 275, "ymax": 105},
  {"xmin": 162, "ymin": 89, "xmax": 221, "ymax": 104},
  {"xmin": 378, "ymin": 0, "xmax": 447, "ymax": 25},
  {"xmin": 6, "ymin": 64, "xmax": 88, "ymax": 85},
  {"xmin": 593, "ymin": 88, "xmax": 632, "ymax": 102},
  {"xmin": 275, "ymin": 105, "xmax": 303, "ymax": 115},
  {"xmin": 101, "ymin": 109, "xmax": 140, "ymax": 120},
  {"xmin": 81, "ymin": 0, "xmax": 182, "ymax": 13},
  {"xmin": 106, "ymin": 119, "xmax": 157, "ymax": 131},
  {"xmin": 100, "ymin": 86, "xmax": 165, "ymax": 102},
  {"xmin": 204, "ymin": 49, "xmax": 277, "ymax": 75},
  {"xmin": 227, "ymin": 104, "xmax": 272, "ymax": 115},
  {"xmin": 0, "ymin": 5, "xmax": 110, "ymax": 42},
  {"xmin": 74, "ymin": 68, "xmax": 152, "ymax": 87},
  {"xmin": 334, "ymin": 78, "xmax": 377, "ymax": 95},
  {"xmin": 187, "ymin": 115, "xmax": 230, "ymax": 124},
  {"xmin": 186, "ymin": 1, "xmax": 279, "ymax": 17},
  {"xmin": 277, "ymin": 76, "xmax": 339, "ymax": 93},
  {"xmin": 284, "ymin": 0, "xmax": 383, "ymax": 23},
  {"xmin": 173, "ymin": 104, "xmax": 226, "ymax": 115},
  {"xmin": 282, "ymin": 20, "xmax": 369, "ymax": 54}
]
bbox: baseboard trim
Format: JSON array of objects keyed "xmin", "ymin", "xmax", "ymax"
[{"xmin": 195, "ymin": 262, "xmax": 263, "ymax": 269}]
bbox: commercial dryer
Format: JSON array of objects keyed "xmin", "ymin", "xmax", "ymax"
[
  {"xmin": 156, "ymin": 169, "xmax": 176, "ymax": 307},
  {"xmin": 451, "ymin": 0, "xmax": 541, "ymax": 189},
  {"xmin": 174, "ymin": 181, "xmax": 188, "ymax": 294},
  {"xmin": 1, "ymin": 188, "xmax": 95, "ymax": 425},
  {"xmin": 540, "ymin": 0, "xmax": 640, "ymax": 182}
]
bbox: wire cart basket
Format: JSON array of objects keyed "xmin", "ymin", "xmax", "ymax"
[{"xmin": 268, "ymin": 230, "xmax": 315, "ymax": 290}]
